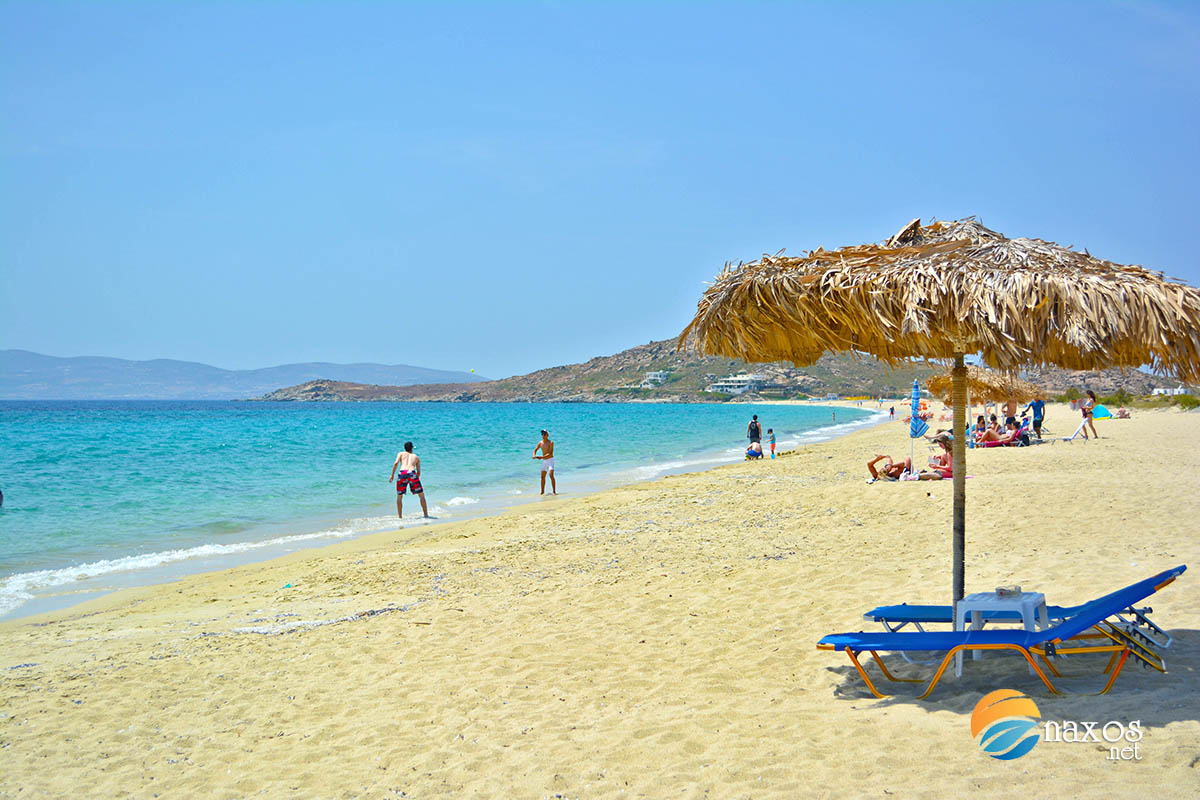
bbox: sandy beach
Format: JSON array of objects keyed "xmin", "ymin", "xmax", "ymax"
[{"xmin": 2, "ymin": 402, "xmax": 1198, "ymax": 799}]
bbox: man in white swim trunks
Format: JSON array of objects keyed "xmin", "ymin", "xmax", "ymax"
[{"xmin": 532, "ymin": 429, "xmax": 556, "ymax": 495}]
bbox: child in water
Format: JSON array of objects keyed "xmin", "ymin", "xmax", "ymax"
[{"xmin": 767, "ymin": 428, "xmax": 776, "ymax": 458}]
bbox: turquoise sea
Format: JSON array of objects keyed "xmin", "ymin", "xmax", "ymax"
[{"xmin": 0, "ymin": 401, "xmax": 879, "ymax": 618}]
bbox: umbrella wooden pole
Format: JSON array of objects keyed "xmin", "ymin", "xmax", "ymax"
[{"xmin": 951, "ymin": 355, "xmax": 967, "ymax": 618}]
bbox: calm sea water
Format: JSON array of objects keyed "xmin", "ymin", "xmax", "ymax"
[{"xmin": 0, "ymin": 401, "xmax": 878, "ymax": 617}]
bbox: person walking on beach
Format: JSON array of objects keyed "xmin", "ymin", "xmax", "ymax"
[
  {"xmin": 533, "ymin": 429, "xmax": 556, "ymax": 495},
  {"xmin": 389, "ymin": 441, "xmax": 430, "ymax": 519},
  {"xmin": 1022, "ymin": 394, "xmax": 1046, "ymax": 440},
  {"xmin": 767, "ymin": 428, "xmax": 776, "ymax": 458},
  {"xmin": 746, "ymin": 414, "xmax": 762, "ymax": 446},
  {"xmin": 1082, "ymin": 389, "xmax": 1100, "ymax": 439}
]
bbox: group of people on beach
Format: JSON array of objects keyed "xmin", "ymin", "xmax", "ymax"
[
  {"xmin": 744, "ymin": 414, "xmax": 775, "ymax": 460},
  {"xmin": 869, "ymin": 388, "xmax": 1113, "ymax": 483},
  {"xmin": 387, "ymin": 430, "xmax": 558, "ymax": 520},
  {"xmin": 973, "ymin": 389, "xmax": 1104, "ymax": 444}
]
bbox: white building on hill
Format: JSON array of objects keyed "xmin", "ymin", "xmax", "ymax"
[
  {"xmin": 641, "ymin": 371, "xmax": 670, "ymax": 388},
  {"xmin": 706, "ymin": 373, "xmax": 768, "ymax": 395}
]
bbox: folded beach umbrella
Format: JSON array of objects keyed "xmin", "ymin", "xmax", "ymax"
[
  {"xmin": 908, "ymin": 378, "xmax": 928, "ymax": 473},
  {"xmin": 909, "ymin": 379, "xmax": 928, "ymax": 439},
  {"xmin": 679, "ymin": 217, "xmax": 1200, "ymax": 611}
]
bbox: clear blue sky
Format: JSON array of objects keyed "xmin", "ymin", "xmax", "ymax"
[{"xmin": 3, "ymin": 2, "xmax": 1198, "ymax": 379}]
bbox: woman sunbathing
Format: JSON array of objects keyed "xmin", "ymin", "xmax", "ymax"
[
  {"xmin": 925, "ymin": 440, "xmax": 953, "ymax": 478},
  {"xmin": 867, "ymin": 454, "xmax": 911, "ymax": 481},
  {"xmin": 976, "ymin": 420, "xmax": 1023, "ymax": 445},
  {"xmin": 868, "ymin": 453, "xmax": 947, "ymax": 482}
]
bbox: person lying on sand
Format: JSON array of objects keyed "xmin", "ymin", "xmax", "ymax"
[
  {"xmin": 867, "ymin": 453, "xmax": 911, "ymax": 481},
  {"xmin": 869, "ymin": 445, "xmax": 951, "ymax": 482}
]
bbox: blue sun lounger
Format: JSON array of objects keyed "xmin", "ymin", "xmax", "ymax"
[
  {"xmin": 818, "ymin": 565, "xmax": 1185, "ymax": 699},
  {"xmin": 865, "ymin": 596, "xmax": 1174, "ymax": 650}
]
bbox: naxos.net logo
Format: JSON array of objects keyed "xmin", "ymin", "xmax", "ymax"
[
  {"xmin": 970, "ymin": 690, "xmax": 1145, "ymax": 762},
  {"xmin": 970, "ymin": 690, "xmax": 1042, "ymax": 760}
]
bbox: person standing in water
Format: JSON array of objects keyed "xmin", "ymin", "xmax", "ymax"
[
  {"xmin": 388, "ymin": 441, "xmax": 431, "ymax": 519},
  {"xmin": 533, "ymin": 429, "xmax": 556, "ymax": 495}
]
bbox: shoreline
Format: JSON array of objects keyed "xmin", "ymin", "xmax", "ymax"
[
  {"xmin": 0, "ymin": 402, "xmax": 890, "ymax": 623},
  {"xmin": 2, "ymin": 402, "xmax": 1198, "ymax": 797}
]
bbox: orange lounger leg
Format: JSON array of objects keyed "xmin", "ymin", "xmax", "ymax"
[
  {"xmin": 1099, "ymin": 649, "xmax": 1131, "ymax": 695},
  {"xmin": 870, "ymin": 651, "xmax": 923, "ymax": 683},
  {"xmin": 845, "ymin": 649, "xmax": 890, "ymax": 699}
]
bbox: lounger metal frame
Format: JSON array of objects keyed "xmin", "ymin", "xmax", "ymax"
[
  {"xmin": 819, "ymin": 568, "xmax": 1184, "ymax": 699},
  {"xmin": 819, "ymin": 630, "xmax": 1136, "ymax": 700}
]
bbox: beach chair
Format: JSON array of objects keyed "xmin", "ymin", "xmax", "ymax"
[
  {"xmin": 817, "ymin": 565, "xmax": 1185, "ymax": 699},
  {"xmin": 975, "ymin": 421, "xmax": 1030, "ymax": 448},
  {"xmin": 1052, "ymin": 418, "xmax": 1090, "ymax": 444},
  {"xmin": 864, "ymin": 599, "xmax": 1175, "ymax": 652}
]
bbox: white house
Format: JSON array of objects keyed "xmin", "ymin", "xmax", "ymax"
[
  {"xmin": 1152, "ymin": 385, "xmax": 1188, "ymax": 396},
  {"xmin": 641, "ymin": 371, "xmax": 670, "ymax": 388},
  {"xmin": 705, "ymin": 373, "xmax": 768, "ymax": 395}
]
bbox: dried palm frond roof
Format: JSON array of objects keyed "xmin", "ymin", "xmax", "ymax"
[
  {"xmin": 927, "ymin": 365, "xmax": 1042, "ymax": 405},
  {"xmin": 679, "ymin": 218, "xmax": 1200, "ymax": 382}
]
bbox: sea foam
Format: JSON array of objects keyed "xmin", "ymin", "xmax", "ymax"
[{"xmin": 0, "ymin": 516, "xmax": 395, "ymax": 618}]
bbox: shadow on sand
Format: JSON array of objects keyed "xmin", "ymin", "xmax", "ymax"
[{"xmin": 821, "ymin": 627, "xmax": 1200, "ymax": 729}]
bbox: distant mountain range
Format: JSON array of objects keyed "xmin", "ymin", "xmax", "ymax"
[
  {"xmin": 0, "ymin": 350, "xmax": 487, "ymax": 400},
  {"xmin": 256, "ymin": 339, "xmax": 1171, "ymax": 403}
]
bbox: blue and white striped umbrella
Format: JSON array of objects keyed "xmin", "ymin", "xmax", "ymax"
[{"xmin": 910, "ymin": 379, "xmax": 928, "ymax": 439}]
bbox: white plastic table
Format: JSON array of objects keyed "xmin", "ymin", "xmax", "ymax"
[{"xmin": 955, "ymin": 591, "xmax": 1050, "ymax": 677}]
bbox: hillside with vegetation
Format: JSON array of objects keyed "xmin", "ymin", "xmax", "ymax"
[{"xmin": 256, "ymin": 339, "xmax": 1178, "ymax": 403}]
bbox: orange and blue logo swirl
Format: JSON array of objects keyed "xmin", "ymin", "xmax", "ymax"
[{"xmin": 970, "ymin": 690, "xmax": 1041, "ymax": 760}]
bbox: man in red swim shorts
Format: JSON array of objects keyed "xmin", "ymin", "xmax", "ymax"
[{"xmin": 388, "ymin": 441, "xmax": 431, "ymax": 519}]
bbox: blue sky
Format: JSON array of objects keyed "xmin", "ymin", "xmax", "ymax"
[{"xmin": 3, "ymin": 1, "xmax": 1198, "ymax": 379}]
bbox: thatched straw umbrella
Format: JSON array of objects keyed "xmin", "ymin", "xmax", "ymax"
[
  {"xmin": 679, "ymin": 217, "xmax": 1200, "ymax": 612},
  {"xmin": 928, "ymin": 365, "xmax": 1042, "ymax": 407}
]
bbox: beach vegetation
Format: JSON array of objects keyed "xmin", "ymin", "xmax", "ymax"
[
  {"xmin": 1099, "ymin": 389, "xmax": 1132, "ymax": 406},
  {"xmin": 1124, "ymin": 393, "xmax": 1200, "ymax": 411}
]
